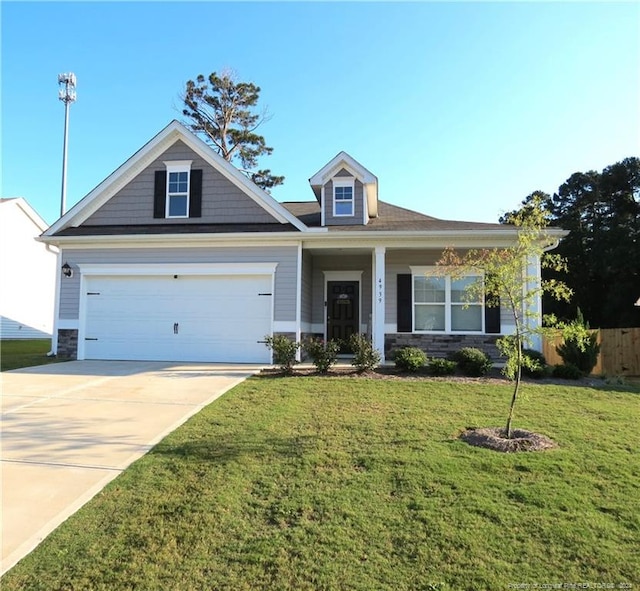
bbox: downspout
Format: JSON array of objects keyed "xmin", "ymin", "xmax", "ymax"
[
  {"xmin": 46, "ymin": 243, "xmax": 61, "ymax": 356},
  {"xmin": 295, "ymin": 241, "xmax": 303, "ymax": 361}
]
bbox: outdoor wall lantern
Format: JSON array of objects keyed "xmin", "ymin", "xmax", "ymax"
[{"xmin": 61, "ymin": 262, "xmax": 73, "ymax": 278}]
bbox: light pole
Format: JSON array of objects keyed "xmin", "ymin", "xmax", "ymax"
[{"xmin": 58, "ymin": 73, "xmax": 76, "ymax": 217}]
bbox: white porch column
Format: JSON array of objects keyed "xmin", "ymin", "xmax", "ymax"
[
  {"xmin": 372, "ymin": 246, "xmax": 386, "ymax": 362},
  {"xmin": 525, "ymin": 254, "xmax": 542, "ymax": 351}
]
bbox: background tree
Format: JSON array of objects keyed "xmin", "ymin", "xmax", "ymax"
[
  {"xmin": 181, "ymin": 70, "xmax": 284, "ymax": 192},
  {"xmin": 439, "ymin": 194, "xmax": 571, "ymax": 438},
  {"xmin": 502, "ymin": 158, "xmax": 640, "ymax": 328}
]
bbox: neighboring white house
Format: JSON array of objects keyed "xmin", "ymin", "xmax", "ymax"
[{"xmin": 0, "ymin": 198, "xmax": 56, "ymax": 339}]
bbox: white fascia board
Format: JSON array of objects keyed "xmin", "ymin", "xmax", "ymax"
[
  {"xmin": 45, "ymin": 120, "xmax": 310, "ymax": 235},
  {"xmin": 172, "ymin": 126, "xmax": 309, "ymax": 231},
  {"xmin": 299, "ymin": 227, "xmax": 567, "ymax": 249},
  {"xmin": 309, "ymin": 151, "xmax": 378, "ymax": 186},
  {"xmin": 12, "ymin": 198, "xmax": 50, "ymax": 232},
  {"xmin": 38, "ymin": 233, "xmax": 306, "ymax": 249},
  {"xmin": 45, "ymin": 121, "xmax": 184, "ymax": 235}
]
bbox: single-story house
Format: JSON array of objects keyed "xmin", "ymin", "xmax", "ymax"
[
  {"xmin": 40, "ymin": 121, "xmax": 565, "ymax": 364},
  {"xmin": 1, "ymin": 197, "xmax": 56, "ymax": 339}
]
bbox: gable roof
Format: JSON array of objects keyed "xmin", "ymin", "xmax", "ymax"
[
  {"xmin": 44, "ymin": 121, "xmax": 311, "ymax": 236},
  {"xmin": 308, "ymin": 151, "xmax": 379, "ymax": 218}
]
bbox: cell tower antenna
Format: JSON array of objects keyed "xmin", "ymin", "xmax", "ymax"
[{"xmin": 58, "ymin": 73, "xmax": 77, "ymax": 217}]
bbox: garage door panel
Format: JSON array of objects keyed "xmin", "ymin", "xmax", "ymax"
[{"xmin": 83, "ymin": 274, "xmax": 272, "ymax": 363}]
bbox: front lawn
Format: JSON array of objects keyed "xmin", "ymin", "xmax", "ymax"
[
  {"xmin": 0, "ymin": 339, "xmax": 68, "ymax": 371},
  {"xmin": 2, "ymin": 377, "xmax": 639, "ymax": 590}
]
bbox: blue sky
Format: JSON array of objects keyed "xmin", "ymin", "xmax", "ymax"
[{"xmin": 2, "ymin": 1, "xmax": 638, "ymax": 225}]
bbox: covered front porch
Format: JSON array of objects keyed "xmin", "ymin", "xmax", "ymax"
[{"xmin": 297, "ymin": 244, "xmax": 515, "ymax": 362}]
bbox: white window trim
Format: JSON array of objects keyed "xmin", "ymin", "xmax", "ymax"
[
  {"xmin": 332, "ymin": 177, "xmax": 355, "ymax": 217},
  {"xmin": 164, "ymin": 160, "xmax": 192, "ymax": 219},
  {"xmin": 410, "ymin": 266, "xmax": 485, "ymax": 334}
]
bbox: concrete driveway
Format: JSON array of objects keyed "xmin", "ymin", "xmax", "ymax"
[{"xmin": 1, "ymin": 360, "xmax": 261, "ymax": 576}]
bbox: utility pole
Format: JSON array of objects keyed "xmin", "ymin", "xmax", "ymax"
[{"xmin": 58, "ymin": 73, "xmax": 76, "ymax": 217}]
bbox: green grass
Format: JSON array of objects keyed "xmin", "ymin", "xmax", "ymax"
[
  {"xmin": 3, "ymin": 377, "xmax": 639, "ymax": 590},
  {"xmin": 0, "ymin": 339, "xmax": 68, "ymax": 371}
]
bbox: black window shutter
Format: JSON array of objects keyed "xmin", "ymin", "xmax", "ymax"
[
  {"xmin": 189, "ymin": 169, "xmax": 203, "ymax": 218},
  {"xmin": 484, "ymin": 279, "xmax": 501, "ymax": 333},
  {"xmin": 153, "ymin": 170, "xmax": 167, "ymax": 219},
  {"xmin": 397, "ymin": 274, "xmax": 412, "ymax": 332}
]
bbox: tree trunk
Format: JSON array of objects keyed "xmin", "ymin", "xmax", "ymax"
[{"xmin": 505, "ymin": 335, "xmax": 522, "ymax": 439}]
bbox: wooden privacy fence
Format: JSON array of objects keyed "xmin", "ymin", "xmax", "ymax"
[{"xmin": 542, "ymin": 328, "xmax": 640, "ymax": 376}]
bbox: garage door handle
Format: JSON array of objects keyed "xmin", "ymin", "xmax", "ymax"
[{"xmin": 173, "ymin": 322, "xmax": 179, "ymax": 334}]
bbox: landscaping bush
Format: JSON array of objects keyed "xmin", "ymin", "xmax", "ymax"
[
  {"xmin": 264, "ymin": 335, "xmax": 299, "ymax": 374},
  {"xmin": 556, "ymin": 310, "xmax": 601, "ymax": 375},
  {"xmin": 552, "ymin": 363, "xmax": 584, "ymax": 380},
  {"xmin": 348, "ymin": 333, "xmax": 381, "ymax": 372},
  {"xmin": 394, "ymin": 347, "xmax": 427, "ymax": 373},
  {"xmin": 522, "ymin": 348, "xmax": 550, "ymax": 379},
  {"xmin": 452, "ymin": 347, "xmax": 492, "ymax": 377},
  {"xmin": 428, "ymin": 358, "xmax": 457, "ymax": 376},
  {"xmin": 302, "ymin": 338, "xmax": 340, "ymax": 374}
]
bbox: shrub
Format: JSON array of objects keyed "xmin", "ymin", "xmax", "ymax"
[
  {"xmin": 428, "ymin": 358, "xmax": 457, "ymax": 376},
  {"xmin": 521, "ymin": 348, "xmax": 549, "ymax": 379},
  {"xmin": 394, "ymin": 347, "xmax": 427, "ymax": 373},
  {"xmin": 264, "ymin": 335, "xmax": 299, "ymax": 374},
  {"xmin": 556, "ymin": 309, "xmax": 601, "ymax": 375},
  {"xmin": 552, "ymin": 363, "xmax": 584, "ymax": 380},
  {"xmin": 302, "ymin": 338, "xmax": 340, "ymax": 374},
  {"xmin": 452, "ymin": 347, "xmax": 492, "ymax": 377},
  {"xmin": 349, "ymin": 334, "xmax": 381, "ymax": 373}
]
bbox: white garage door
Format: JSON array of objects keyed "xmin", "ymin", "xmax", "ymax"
[{"xmin": 82, "ymin": 274, "xmax": 273, "ymax": 363}]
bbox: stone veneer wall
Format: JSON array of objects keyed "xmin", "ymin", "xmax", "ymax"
[
  {"xmin": 57, "ymin": 329, "xmax": 78, "ymax": 358},
  {"xmin": 385, "ymin": 333, "xmax": 503, "ymax": 361}
]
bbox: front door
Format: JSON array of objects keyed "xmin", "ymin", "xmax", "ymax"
[{"xmin": 327, "ymin": 281, "xmax": 359, "ymax": 349}]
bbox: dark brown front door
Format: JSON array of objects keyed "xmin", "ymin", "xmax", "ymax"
[{"xmin": 327, "ymin": 281, "xmax": 359, "ymax": 348}]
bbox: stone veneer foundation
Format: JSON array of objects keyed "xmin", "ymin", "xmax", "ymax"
[
  {"xmin": 385, "ymin": 333, "xmax": 502, "ymax": 360},
  {"xmin": 57, "ymin": 329, "xmax": 79, "ymax": 358}
]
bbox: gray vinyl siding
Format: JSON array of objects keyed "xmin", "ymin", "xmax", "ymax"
[
  {"xmin": 309, "ymin": 254, "xmax": 372, "ymax": 332},
  {"xmin": 84, "ymin": 141, "xmax": 279, "ymax": 226},
  {"xmin": 59, "ymin": 246, "xmax": 298, "ymax": 322},
  {"xmin": 323, "ymin": 177, "xmax": 365, "ymax": 226}
]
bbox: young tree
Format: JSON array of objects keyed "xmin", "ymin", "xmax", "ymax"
[
  {"xmin": 438, "ymin": 194, "xmax": 571, "ymax": 439},
  {"xmin": 181, "ymin": 70, "xmax": 284, "ymax": 192}
]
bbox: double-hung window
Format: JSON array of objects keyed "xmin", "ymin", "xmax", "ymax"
[
  {"xmin": 412, "ymin": 267, "xmax": 484, "ymax": 332},
  {"xmin": 333, "ymin": 178, "xmax": 354, "ymax": 216},
  {"xmin": 165, "ymin": 161, "xmax": 192, "ymax": 218}
]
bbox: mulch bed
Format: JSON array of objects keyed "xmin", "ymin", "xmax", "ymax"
[
  {"xmin": 459, "ymin": 427, "xmax": 558, "ymax": 452},
  {"xmin": 258, "ymin": 365, "xmax": 600, "ymax": 387}
]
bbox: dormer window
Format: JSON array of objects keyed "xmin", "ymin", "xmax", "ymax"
[
  {"xmin": 165, "ymin": 161, "xmax": 192, "ymax": 218},
  {"xmin": 333, "ymin": 178, "xmax": 354, "ymax": 217},
  {"xmin": 153, "ymin": 162, "xmax": 202, "ymax": 220}
]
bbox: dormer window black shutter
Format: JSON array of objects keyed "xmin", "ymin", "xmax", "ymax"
[
  {"xmin": 189, "ymin": 169, "xmax": 203, "ymax": 218},
  {"xmin": 397, "ymin": 274, "xmax": 412, "ymax": 332},
  {"xmin": 153, "ymin": 170, "xmax": 167, "ymax": 218}
]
